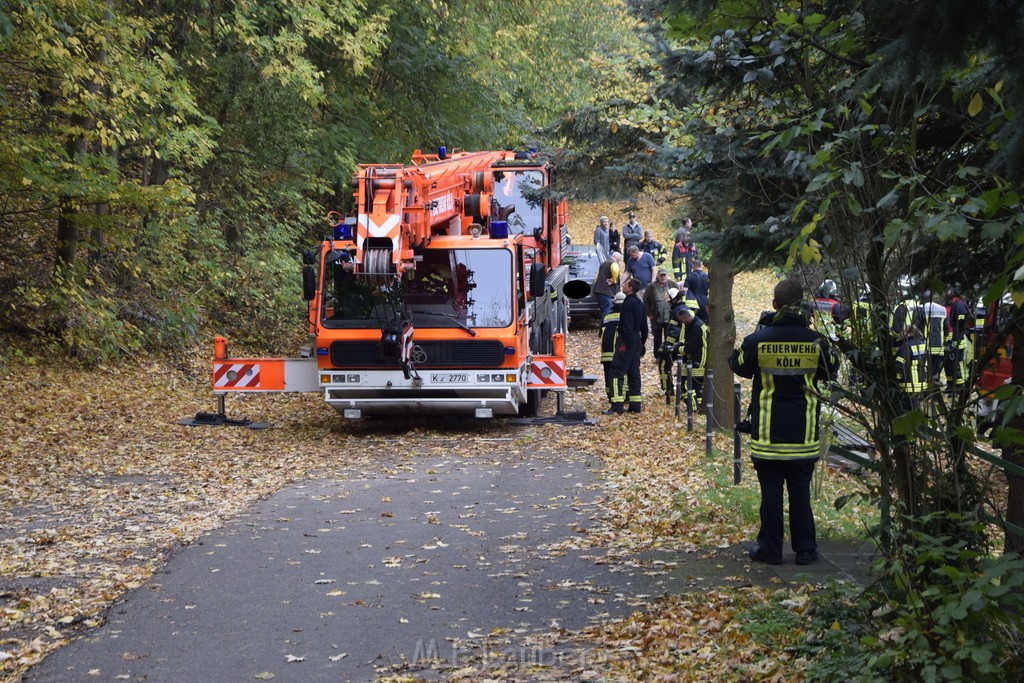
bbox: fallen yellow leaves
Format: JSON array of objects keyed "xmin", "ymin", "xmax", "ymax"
[{"xmin": 0, "ymin": 268, "xmax": 854, "ymax": 682}]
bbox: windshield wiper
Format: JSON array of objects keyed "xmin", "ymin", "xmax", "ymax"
[{"xmin": 409, "ymin": 310, "xmax": 477, "ymax": 336}]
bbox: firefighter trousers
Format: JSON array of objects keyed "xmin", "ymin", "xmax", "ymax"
[
  {"xmin": 942, "ymin": 342, "xmax": 971, "ymax": 389},
  {"xmin": 602, "ymin": 361, "xmax": 628, "ymax": 401},
  {"xmin": 752, "ymin": 457, "xmax": 818, "ymax": 560},
  {"xmin": 610, "ymin": 345, "xmax": 643, "ymax": 409},
  {"xmin": 658, "ymin": 350, "xmax": 674, "ymax": 394}
]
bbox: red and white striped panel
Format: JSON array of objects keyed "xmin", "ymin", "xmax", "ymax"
[
  {"xmin": 528, "ymin": 360, "xmax": 566, "ymax": 387},
  {"xmin": 213, "ymin": 362, "xmax": 261, "ymax": 389}
]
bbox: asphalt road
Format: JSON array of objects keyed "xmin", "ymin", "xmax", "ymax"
[{"xmin": 26, "ymin": 451, "xmax": 750, "ymax": 682}]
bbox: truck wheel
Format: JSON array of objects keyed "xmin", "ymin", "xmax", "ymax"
[{"xmin": 519, "ymin": 389, "xmax": 542, "ymax": 417}]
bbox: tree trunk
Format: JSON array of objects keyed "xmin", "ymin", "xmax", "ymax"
[
  {"xmin": 88, "ymin": 0, "xmax": 115, "ymax": 269},
  {"xmin": 1004, "ymin": 310, "xmax": 1024, "ymax": 554},
  {"xmin": 55, "ymin": 135, "xmax": 88, "ymax": 272},
  {"xmin": 707, "ymin": 257, "xmax": 736, "ymax": 429}
]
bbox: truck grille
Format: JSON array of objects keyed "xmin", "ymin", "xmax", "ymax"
[{"xmin": 329, "ymin": 340, "xmax": 506, "ymax": 368}]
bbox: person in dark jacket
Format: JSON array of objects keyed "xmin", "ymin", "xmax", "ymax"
[
  {"xmin": 728, "ymin": 279, "xmax": 840, "ymax": 566},
  {"xmin": 608, "ymin": 221, "xmax": 621, "ymax": 255},
  {"xmin": 639, "ymin": 230, "xmax": 666, "ymax": 266},
  {"xmin": 659, "ymin": 308, "xmax": 685, "ymax": 405},
  {"xmin": 607, "ymin": 278, "xmax": 649, "ymax": 414},
  {"xmin": 683, "ymin": 257, "xmax": 710, "ymax": 322}
]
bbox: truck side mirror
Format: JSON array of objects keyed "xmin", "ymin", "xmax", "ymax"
[{"xmin": 302, "ymin": 266, "xmax": 316, "ymax": 301}]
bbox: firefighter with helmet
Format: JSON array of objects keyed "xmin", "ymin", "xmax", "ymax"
[
  {"xmin": 674, "ymin": 304, "xmax": 708, "ymax": 408},
  {"xmin": 600, "ymin": 291, "xmax": 626, "ymax": 410},
  {"xmin": 813, "ymin": 279, "xmax": 845, "ymax": 341}
]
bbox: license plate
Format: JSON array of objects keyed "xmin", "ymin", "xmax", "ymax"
[{"xmin": 431, "ymin": 373, "xmax": 468, "ymax": 383}]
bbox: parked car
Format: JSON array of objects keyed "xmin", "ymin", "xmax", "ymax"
[{"xmin": 561, "ymin": 243, "xmax": 603, "ymax": 319}]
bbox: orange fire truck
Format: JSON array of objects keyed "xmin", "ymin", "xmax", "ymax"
[{"xmin": 206, "ymin": 149, "xmax": 574, "ymax": 419}]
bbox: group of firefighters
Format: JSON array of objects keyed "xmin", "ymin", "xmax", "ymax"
[
  {"xmin": 811, "ymin": 280, "xmax": 977, "ymax": 408},
  {"xmin": 592, "ymin": 208, "xmax": 994, "ymax": 421},
  {"xmin": 595, "ymin": 217, "xmax": 708, "ymax": 414}
]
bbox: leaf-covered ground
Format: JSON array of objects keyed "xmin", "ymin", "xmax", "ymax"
[{"xmin": 0, "ymin": 206, "xmax": 874, "ymax": 681}]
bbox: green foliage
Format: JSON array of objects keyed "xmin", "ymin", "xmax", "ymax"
[
  {"xmin": 738, "ymin": 598, "xmax": 804, "ymax": 647},
  {"xmin": 791, "ymin": 535, "xmax": 1024, "ymax": 683},
  {"xmin": 12, "ymin": 269, "xmax": 145, "ymax": 365},
  {"xmin": 1, "ymin": 0, "xmax": 637, "ymax": 361},
  {"xmin": 859, "ymin": 517, "xmax": 1023, "ymax": 681}
]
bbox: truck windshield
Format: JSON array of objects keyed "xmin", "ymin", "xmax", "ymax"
[
  {"xmin": 490, "ymin": 170, "xmax": 544, "ymax": 236},
  {"xmin": 321, "ymin": 248, "xmax": 513, "ymax": 329}
]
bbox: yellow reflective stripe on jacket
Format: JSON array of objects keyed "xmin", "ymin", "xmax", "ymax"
[
  {"xmin": 599, "ymin": 311, "xmax": 620, "ymax": 362},
  {"xmin": 804, "ymin": 376, "xmax": 817, "ymax": 445},
  {"xmin": 750, "ymin": 440, "xmax": 821, "ymax": 459},
  {"xmin": 895, "ymin": 341, "xmax": 927, "ymax": 393},
  {"xmin": 691, "ymin": 323, "xmax": 708, "ymax": 376},
  {"xmin": 758, "ymin": 373, "xmax": 774, "ymax": 444}
]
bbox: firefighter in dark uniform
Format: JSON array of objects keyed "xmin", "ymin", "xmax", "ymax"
[
  {"xmin": 607, "ymin": 277, "xmax": 649, "ymax": 414},
  {"xmin": 600, "ymin": 292, "xmax": 626, "ymax": 409},
  {"xmin": 728, "ymin": 279, "xmax": 840, "ymax": 565},
  {"xmin": 676, "ymin": 305, "xmax": 708, "ymax": 408},
  {"xmin": 944, "ymin": 288, "xmax": 972, "ymax": 390}
]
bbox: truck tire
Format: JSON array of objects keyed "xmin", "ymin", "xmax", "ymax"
[{"xmin": 518, "ymin": 389, "xmax": 542, "ymax": 417}]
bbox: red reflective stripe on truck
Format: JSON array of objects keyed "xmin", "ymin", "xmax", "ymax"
[
  {"xmin": 213, "ymin": 363, "xmax": 261, "ymax": 389},
  {"xmin": 528, "ymin": 360, "xmax": 565, "ymax": 387}
]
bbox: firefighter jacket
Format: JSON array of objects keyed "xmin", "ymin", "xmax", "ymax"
[
  {"xmin": 663, "ymin": 319, "xmax": 683, "ymax": 356},
  {"xmin": 895, "ymin": 338, "xmax": 928, "ymax": 394},
  {"xmin": 682, "ymin": 290, "xmax": 700, "ymax": 312},
  {"xmin": 848, "ymin": 299, "xmax": 873, "ymax": 347},
  {"xmin": 946, "ymin": 297, "xmax": 970, "ymax": 349},
  {"xmin": 974, "ymin": 303, "xmax": 988, "ymax": 341},
  {"xmin": 681, "ymin": 317, "xmax": 708, "ymax": 377},
  {"xmin": 728, "ymin": 310, "xmax": 840, "ymax": 460},
  {"xmin": 890, "ymin": 298, "xmax": 922, "ymax": 337},
  {"xmin": 684, "ymin": 269, "xmax": 710, "ymax": 318},
  {"xmin": 639, "ymin": 238, "xmax": 666, "ymax": 265},
  {"xmin": 617, "ymin": 293, "xmax": 649, "ymax": 351},
  {"xmin": 919, "ymin": 301, "xmax": 947, "ymax": 356},
  {"xmin": 599, "ymin": 310, "xmax": 621, "ymax": 363},
  {"xmin": 671, "ymin": 243, "xmax": 699, "ymax": 281}
]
